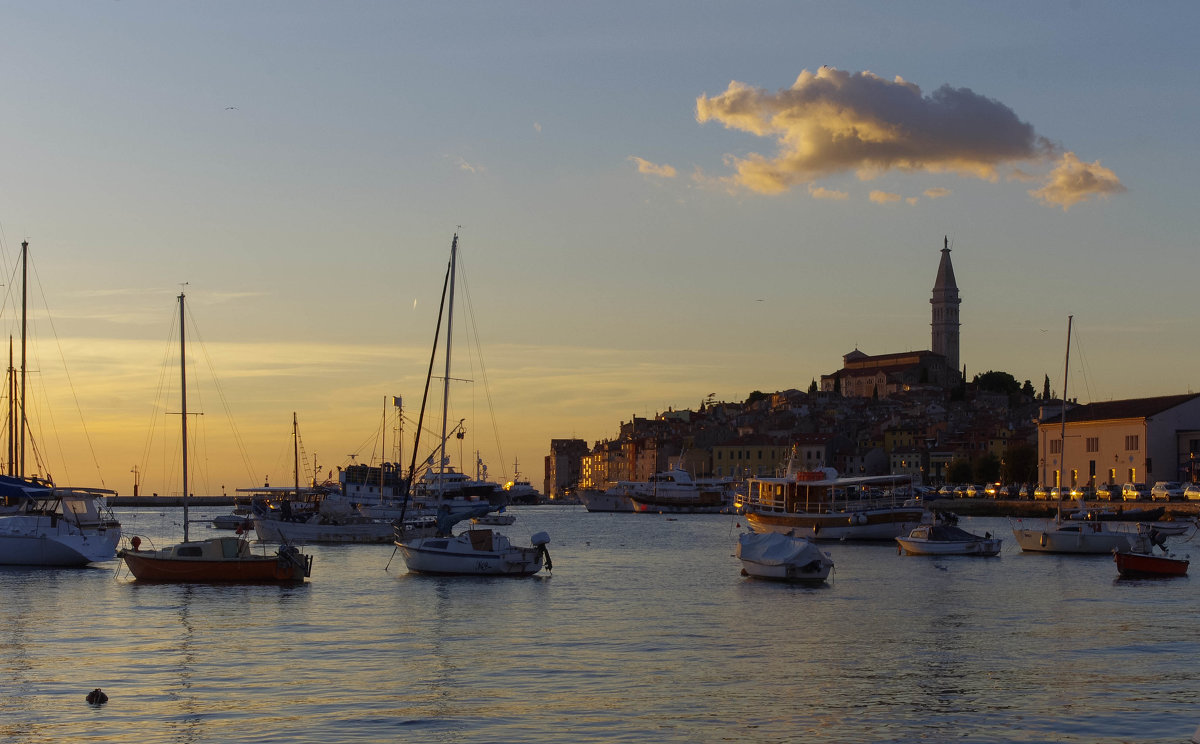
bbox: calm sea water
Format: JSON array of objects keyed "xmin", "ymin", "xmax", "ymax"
[{"xmin": 1, "ymin": 506, "xmax": 1198, "ymax": 744}]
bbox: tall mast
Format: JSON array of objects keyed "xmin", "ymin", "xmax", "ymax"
[
  {"xmin": 19, "ymin": 240, "xmax": 27, "ymax": 477},
  {"xmin": 180, "ymin": 291, "xmax": 189, "ymax": 541},
  {"xmin": 439, "ymin": 233, "xmax": 458, "ymax": 481},
  {"xmin": 1056, "ymin": 315, "xmax": 1073, "ymax": 520},
  {"xmin": 293, "ymin": 412, "xmax": 300, "ymax": 498},
  {"xmin": 6, "ymin": 337, "xmax": 12, "ymax": 475}
]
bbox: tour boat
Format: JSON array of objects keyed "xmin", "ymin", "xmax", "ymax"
[
  {"xmin": 119, "ymin": 292, "xmax": 312, "ymax": 583},
  {"xmin": 741, "ymin": 462, "xmax": 923, "ymax": 541},
  {"xmin": 736, "ymin": 530, "xmax": 833, "ymax": 583}
]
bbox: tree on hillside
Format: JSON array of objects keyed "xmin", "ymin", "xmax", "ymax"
[
  {"xmin": 973, "ymin": 371, "xmax": 1020, "ymax": 396},
  {"xmin": 1042, "ymin": 374, "xmax": 1051, "ymax": 400},
  {"xmin": 745, "ymin": 390, "xmax": 768, "ymax": 406},
  {"xmin": 808, "ymin": 379, "xmax": 818, "ymax": 395},
  {"xmin": 1021, "ymin": 379, "xmax": 1035, "ymax": 398},
  {"xmin": 972, "ymin": 452, "xmax": 1002, "ymax": 483}
]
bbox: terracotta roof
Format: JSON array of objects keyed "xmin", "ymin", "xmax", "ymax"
[{"xmin": 1041, "ymin": 393, "xmax": 1200, "ymax": 424}]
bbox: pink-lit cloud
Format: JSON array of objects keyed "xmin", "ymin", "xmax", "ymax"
[
  {"xmin": 1029, "ymin": 152, "xmax": 1126, "ymax": 210},
  {"xmin": 695, "ymin": 67, "xmax": 1123, "ymax": 209}
]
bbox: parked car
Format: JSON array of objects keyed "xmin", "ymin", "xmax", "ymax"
[
  {"xmin": 1018, "ymin": 484, "xmax": 1032, "ymax": 500},
  {"xmin": 1184, "ymin": 483, "xmax": 1200, "ymax": 501},
  {"xmin": 1069, "ymin": 485, "xmax": 1095, "ymax": 500},
  {"xmin": 966, "ymin": 484, "xmax": 984, "ymax": 498},
  {"xmin": 1096, "ymin": 483, "xmax": 1117, "ymax": 501},
  {"xmin": 938, "ymin": 485, "xmax": 954, "ymax": 497},
  {"xmin": 1150, "ymin": 481, "xmax": 1184, "ymax": 501},
  {"xmin": 1121, "ymin": 483, "xmax": 1149, "ymax": 501},
  {"xmin": 1033, "ymin": 485, "xmax": 1050, "ymax": 500}
]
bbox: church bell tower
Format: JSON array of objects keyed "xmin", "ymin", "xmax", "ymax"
[{"xmin": 930, "ymin": 236, "xmax": 961, "ymax": 381}]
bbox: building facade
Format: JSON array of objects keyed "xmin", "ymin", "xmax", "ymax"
[{"xmin": 1038, "ymin": 393, "xmax": 1200, "ymax": 487}]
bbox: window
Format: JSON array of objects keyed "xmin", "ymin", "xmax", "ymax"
[
  {"xmin": 1050, "ymin": 440, "xmax": 1062, "ymax": 454},
  {"xmin": 1086, "ymin": 437, "xmax": 1099, "ymax": 453},
  {"xmin": 1125, "ymin": 435, "xmax": 1140, "ymax": 451}
]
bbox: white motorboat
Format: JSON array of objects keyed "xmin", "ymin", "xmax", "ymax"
[
  {"xmin": 472, "ymin": 511, "xmax": 517, "ymax": 526},
  {"xmin": 896, "ymin": 517, "xmax": 1002, "ymax": 556},
  {"xmin": 736, "ymin": 530, "xmax": 833, "ymax": 583},
  {"xmin": 0, "ymin": 478, "xmax": 122, "ymax": 566},
  {"xmin": 580, "ymin": 487, "xmax": 635, "ymax": 512},
  {"xmin": 622, "ymin": 467, "xmax": 733, "ymax": 514}
]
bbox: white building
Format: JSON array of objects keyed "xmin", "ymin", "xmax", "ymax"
[{"xmin": 1038, "ymin": 393, "xmax": 1200, "ymax": 487}]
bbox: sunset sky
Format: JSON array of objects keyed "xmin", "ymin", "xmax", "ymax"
[{"xmin": 1, "ymin": 2, "xmax": 1196, "ymax": 496}]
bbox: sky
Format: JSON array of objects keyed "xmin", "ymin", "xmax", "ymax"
[{"xmin": 0, "ymin": 1, "xmax": 1197, "ymax": 497}]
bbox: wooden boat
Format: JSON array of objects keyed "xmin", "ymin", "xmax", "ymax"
[
  {"xmin": 119, "ymin": 292, "xmax": 312, "ymax": 583},
  {"xmin": 741, "ymin": 464, "xmax": 923, "ymax": 541},
  {"xmin": 737, "ymin": 530, "xmax": 833, "ymax": 583},
  {"xmin": 1114, "ymin": 550, "xmax": 1189, "ymax": 578}
]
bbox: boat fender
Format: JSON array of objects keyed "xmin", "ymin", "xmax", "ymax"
[
  {"xmin": 86, "ymin": 689, "xmax": 108, "ymax": 705},
  {"xmin": 812, "ymin": 524, "xmax": 820, "ymax": 535},
  {"xmin": 1039, "ymin": 533, "xmax": 1048, "ymax": 547},
  {"xmin": 530, "ymin": 531, "xmax": 550, "ymax": 546},
  {"xmin": 130, "ymin": 536, "xmax": 142, "ymax": 551}
]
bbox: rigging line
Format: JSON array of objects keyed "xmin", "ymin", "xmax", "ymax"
[
  {"xmin": 1071, "ymin": 320, "xmax": 1096, "ymax": 403},
  {"xmin": 182, "ymin": 304, "xmax": 259, "ymax": 486},
  {"xmin": 456, "ymin": 250, "xmax": 507, "ymax": 481},
  {"xmin": 137, "ymin": 300, "xmax": 181, "ymax": 491},
  {"xmin": 29, "ymin": 259, "xmax": 107, "ymax": 487}
]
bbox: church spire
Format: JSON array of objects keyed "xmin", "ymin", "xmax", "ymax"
[{"xmin": 931, "ymin": 235, "xmax": 961, "ymax": 380}]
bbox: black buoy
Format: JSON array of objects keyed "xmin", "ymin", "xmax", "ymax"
[{"xmin": 86, "ymin": 688, "xmax": 108, "ymax": 705}]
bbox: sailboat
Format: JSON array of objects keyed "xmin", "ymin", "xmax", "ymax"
[
  {"xmin": 393, "ymin": 234, "xmax": 551, "ymax": 576},
  {"xmin": 118, "ymin": 292, "xmax": 312, "ymax": 582},
  {"xmin": 1012, "ymin": 316, "xmax": 1141, "ymax": 554},
  {"xmin": 0, "ymin": 240, "xmax": 122, "ymax": 566}
]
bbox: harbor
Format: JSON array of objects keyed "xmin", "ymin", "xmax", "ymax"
[{"xmin": 3, "ymin": 504, "xmax": 1198, "ymax": 744}]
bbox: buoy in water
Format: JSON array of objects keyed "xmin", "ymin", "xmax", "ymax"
[{"xmin": 86, "ymin": 688, "xmax": 108, "ymax": 705}]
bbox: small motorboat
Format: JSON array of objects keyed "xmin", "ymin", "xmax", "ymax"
[
  {"xmin": 1114, "ymin": 525, "xmax": 1189, "ymax": 578},
  {"xmin": 737, "ymin": 530, "xmax": 833, "ymax": 583},
  {"xmin": 897, "ymin": 516, "xmax": 1002, "ymax": 556},
  {"xmin": 1114, "ymin": 549, "xmax": 1189, "ymax": 578}
]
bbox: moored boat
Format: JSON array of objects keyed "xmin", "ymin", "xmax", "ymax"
[
  {"xmin": 736, "ymin": 530, "xmax": 833, "ymax": 583},
  {"xmin": 624, "ymin": 467, "xmax": 732, "ymax": 514},
  {"xmin": 896, "ymin": 516, "xmax": 1002, "ymax": 556},
  {"xmin": 0, "ymin": 479, "xmax": 121, "ymax": 566},
  {"xmin": 118, "ymin": 292, "xmax": 312, "ymax": 583},
  {"xmin": 741, "ymin": 464, "xmax": 923, "ymax": 541},
  {"xmin": 1114, "ymin": 549, "xmax": 1189, "ymax": 578}
]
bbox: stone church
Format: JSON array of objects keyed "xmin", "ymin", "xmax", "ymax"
[{"xmin": 820, "ymin": 237, "xmax": 961, "ymax": 398}]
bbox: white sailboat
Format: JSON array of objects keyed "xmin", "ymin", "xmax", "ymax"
[
  {"xmin": 392, "ymin": 234, "xmax": 551, "ymax": 576},
  {"xmin": 1012, "ymin": 316, "xmax": 1141, "ymax": 554},
  {"xmin": 0, "ymin": 240, "xmax": 121, "ymax": 566}
]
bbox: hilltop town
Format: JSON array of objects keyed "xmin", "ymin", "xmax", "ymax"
[{"xmin": 545, "ymin": 239, "xmax": 1200, "ymax": 498}]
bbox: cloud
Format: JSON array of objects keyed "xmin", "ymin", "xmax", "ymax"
[
  {"xmin": 869, "ymin": 190, "xmax": 901, "ymax": 204},
  {"xmin": 807, "ymin": 184, "xmax": 849, "ymax": 200},
  {"xmin": 906, "ymin": 196, "xmax": 919, "ymax": 206},
  {"xmin": 629, "ymin": 156, "xmax": 677, "ymax": 179},
  {"xmin": 696, "ymin": 66, "xmax": 1123, "ymax": 208},
  {"xmin": 533, "ymin": 121, "xmax": 542, "ymax": 133},
  {"xmin": 1029, "ymin": 151, "xmax": 1126, "ymax": 210},
  {"xmin": 924, "ymin": 187, "xmax": 951, "ymax": 199}
]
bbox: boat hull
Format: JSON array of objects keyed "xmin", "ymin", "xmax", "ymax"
[
  {"xmin": 746, "ymin": 507, "xmax": 923, "ymax": 541},
  {"xmin": 580, "ymin": 490, "xmax": 634, "ymax": 512},
  {"xmin": 0, "ymin": 518, "xmax": 120, "ymax": 566},
  {"xmin": 119, "ymin": 537, "xmax": 311, "ymax": 582},
  {"xmin": 1114, "ymin": 550, "xmax": 1189, "ymax": 578},
  {"xmin": 896, "ymin": 537, "xmax": 1002, "ymax": 556},
  {"xmin": 253, "ymin": 517, "xmax": 394, "ymax": 544},
  {"xmin": 736, "ymin": 531, "xmax": 833, "ymax": 583},
  {"xmin": 398, "ymin": 531, "xmax": 545, "ymax": 576},
  {"xmin": 1012, "ymin": 521, "xmax": 1136, "ymax": 554}
]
